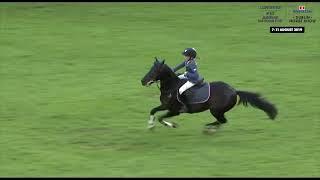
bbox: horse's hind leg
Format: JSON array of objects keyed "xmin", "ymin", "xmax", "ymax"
[
  {"xmin": 205, "ymin": 109, "xmax": 228, "ymax": 129},
  {"xmin": 205, "ymin": 92, "xmax": 236, "ymax": 129}
]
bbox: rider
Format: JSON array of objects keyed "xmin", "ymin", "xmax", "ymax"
[{"xmin": 172, "ymin": 48, "xmax": 204, "ymax": 111}]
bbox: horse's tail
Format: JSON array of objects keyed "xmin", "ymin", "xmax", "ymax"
[{"xmin": 236, "ymin": 91, "xmax": 278, "ymax": 120}]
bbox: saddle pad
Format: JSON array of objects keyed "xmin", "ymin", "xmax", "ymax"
[{"xmin": 177, "ymin": 82, "xmax": 210, "ymax": 104}]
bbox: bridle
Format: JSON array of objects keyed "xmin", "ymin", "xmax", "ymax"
[
  {"xmin": 147, "ymin": 58, "xmax": 176, "ymax": 95},
  {"xmin": 147, "ymin": 62, "xmax": 178, "ymax": 96},
  {"xmin": 156, "ymin": 81, "xmax": 160, "ymax": 90},
  {"xmin": 151, "ymin": 64, "xmax": 163, "ymax": 90},
  {"xmin": 147, "ymin": 58, "xmax": 165, "ymax": 88}
]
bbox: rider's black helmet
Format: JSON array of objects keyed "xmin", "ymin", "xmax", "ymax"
[{"xmin": 182, "ymin": 48, "xmax": 197, "ymax": 58}]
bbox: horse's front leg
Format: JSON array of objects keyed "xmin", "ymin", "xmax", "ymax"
[
  {"xmin": 158, "ymin": 111, "xmax": 180, "ymax": 128},
  {"xmin": 148, "ymin": 105, "xmax": 167, "ymax": 129}
]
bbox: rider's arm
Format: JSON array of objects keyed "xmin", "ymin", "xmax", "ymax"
[
  {"xmin": 172, "ymin": 61, "xmax": 186, "ymax": 72},
  {"xmin": 186, "ymin": 61, "xmax": 198, "ymax": 73}
]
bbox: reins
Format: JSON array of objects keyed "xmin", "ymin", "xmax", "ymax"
[{"xmin": 156, "ymin": 81, "xmax": 160, "ymax": 90}]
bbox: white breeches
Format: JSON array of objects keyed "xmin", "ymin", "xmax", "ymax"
[
  {"xmin": 178, "ymin": 74, "xmax": 187, "ymax": 79},
  {"xmin": 179, "ymin": 81, "xmax": 195, "ymax": 95}
]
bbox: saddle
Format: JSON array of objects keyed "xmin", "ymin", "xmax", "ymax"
[{"xmin": 177, "ymin": 79, "xmax": 211, "ymax": 105}]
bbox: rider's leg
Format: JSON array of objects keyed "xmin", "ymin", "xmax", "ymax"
[
  {"xmin": 179, "ymin": 81, "xmax": 196, "ymax": 95},
  {"xmin": 178, "ymin": 81, "xmax": 196, "ymax": 112},
  {"xmin": 178, "ymin": 74, "xmax": 187, "ymax": 79}
]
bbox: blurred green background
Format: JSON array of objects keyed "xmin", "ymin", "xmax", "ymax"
[{"xmin": 1, "ymin": 2, "xmax": 319, "ymax": 177}]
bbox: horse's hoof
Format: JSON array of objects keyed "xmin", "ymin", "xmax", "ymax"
[
  {"xmin": 203, "ymin": 125, "xmax": 221, "ymax": 134},
  {"xmin": 148, "ymin": 124, "xmax": 156, "ymax": 130},
  {"xmin": 202, "ymin": 128, "xmax": 217, "ymax": 134},
  {"xmin": 172, "ymin": 122, "xmax": 179, "ymax": 128},
  {"xmin": 205, "ymin": 125, "xmax": 221, "ymax": 130}
]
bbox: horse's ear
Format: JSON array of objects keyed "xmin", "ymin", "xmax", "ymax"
[
  {"xmin": 161, "ymin": 59, "xmax": 165, "ymax": 64},
  {"xmin": 154, "ymin": 57, "xmax": 159, "ymax": 62}
]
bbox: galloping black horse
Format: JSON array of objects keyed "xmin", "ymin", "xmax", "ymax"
[{"xmin": 141, "ymin": 58, "xmax": 278, "ymax": 131}]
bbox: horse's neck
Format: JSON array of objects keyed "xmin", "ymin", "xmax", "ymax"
[{"xmin": 160, "ymin": 66, "xmax": 181, "ymax": 93}]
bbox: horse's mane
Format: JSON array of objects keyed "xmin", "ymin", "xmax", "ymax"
[
  {"xmin": 162, "ymin": 63, "xmax": 179, "ymax": 79},
  {"xmin": 153, "ymin": 61, "xmax": 183, "ymax": 85}
]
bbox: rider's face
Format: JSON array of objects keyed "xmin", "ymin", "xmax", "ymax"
[{"xmin": 184, "ymin": 55, "xmax": 191, "ymax": 61}]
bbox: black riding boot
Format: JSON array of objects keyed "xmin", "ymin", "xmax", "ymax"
[{"xmin": 179, "ymin": 94, "xmax": 189, "ymax": 113}]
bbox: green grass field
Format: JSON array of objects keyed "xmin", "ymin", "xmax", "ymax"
[{"xmin": 1, "ymin": 2, "xmax": 320, "ymax": 177}]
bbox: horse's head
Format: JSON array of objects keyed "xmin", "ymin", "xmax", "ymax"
[{"xmin": 141, "ymin": 57, "xmax": 166, "ymax": 86}]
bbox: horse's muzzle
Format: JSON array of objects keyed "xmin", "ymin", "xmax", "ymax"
[
  {"xmin": 141, "ymin": 79, "xmax": 154, "ymax": 87},
  {"xmin": 146, "ymin": 81, "xmax": 154, "ymax": 86}
]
